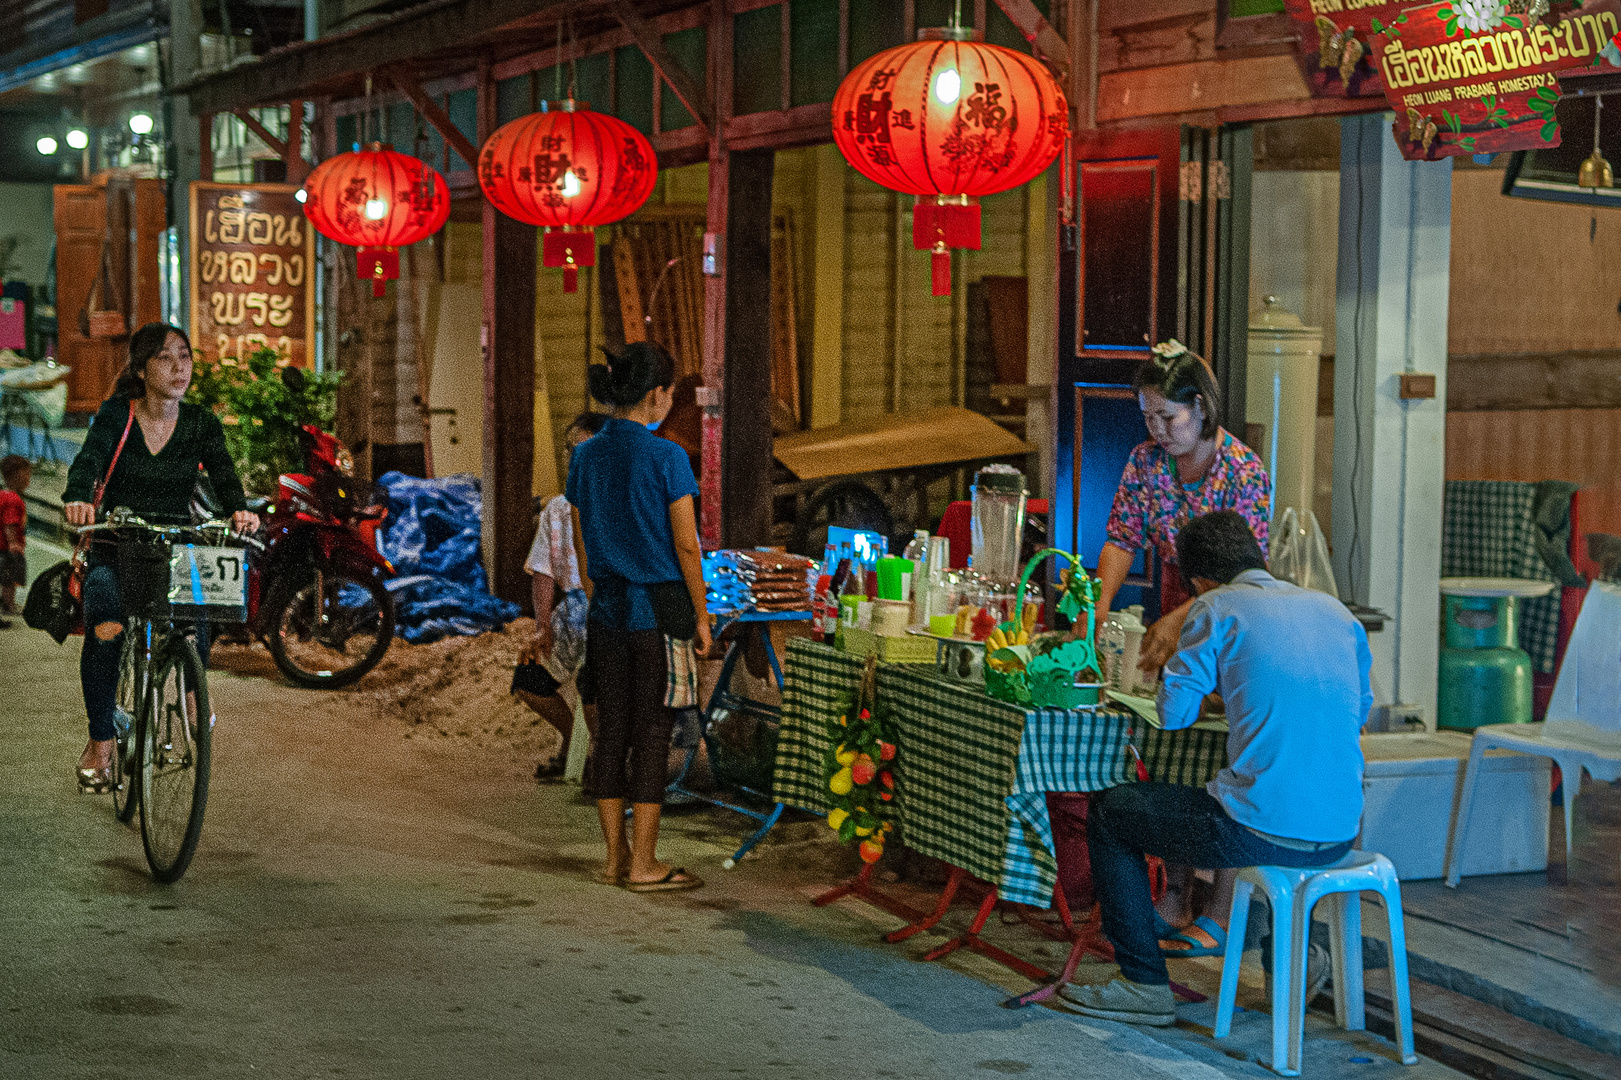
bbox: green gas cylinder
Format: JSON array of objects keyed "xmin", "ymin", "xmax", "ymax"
[{"xmin": 1436, "ymin": 584, "xmax": 1541, "ymax": 731}]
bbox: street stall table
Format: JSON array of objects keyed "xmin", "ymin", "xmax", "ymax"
[{"xmin": 773, "ymin": 638, "xmax": 1227, "ymax": 989}]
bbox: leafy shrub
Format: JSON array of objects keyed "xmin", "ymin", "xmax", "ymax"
[{"xmin": 187, "ymin": 347, "xmax": 342, "ymax": 495}]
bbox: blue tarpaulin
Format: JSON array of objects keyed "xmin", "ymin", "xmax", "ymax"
[{"xmin": 375, "ymin": 472, "xmax": 521, "ymax": 643}]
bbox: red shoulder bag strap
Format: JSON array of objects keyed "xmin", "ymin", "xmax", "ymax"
[{"xmin": 70, "ymin": 402, "xmax": 137, "ymax": 577}]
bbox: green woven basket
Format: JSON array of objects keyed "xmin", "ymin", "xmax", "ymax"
[{"xmin": 984, "ymin": 548, "xmax": 1103, "ymax": 709}]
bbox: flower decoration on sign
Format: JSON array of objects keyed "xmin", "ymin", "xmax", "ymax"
[
  {"xmin": 1447, "ymin": 0, "xmax": 1507, "ymax": 34},
  {"xmin": 822, "ymin": 657, "xmax": 897, "ymax": 864},
  {"xmin": 1150, "ymin": 339, "xmax": 1189, "ymax": 361}
]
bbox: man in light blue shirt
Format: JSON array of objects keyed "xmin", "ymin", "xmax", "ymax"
[{"xmin": 1064, "ymin": 510, "xmax": 1371, "ymax": 1026}]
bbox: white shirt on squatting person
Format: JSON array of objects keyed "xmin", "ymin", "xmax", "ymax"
[{"xmin": 1155, "ymin": 568, "xmax": 1372, "ymax": 845}]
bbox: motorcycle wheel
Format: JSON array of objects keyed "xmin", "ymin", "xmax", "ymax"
[{"xmin": 265, "ymin": 569, "xmax": 395, "ymax": 690}]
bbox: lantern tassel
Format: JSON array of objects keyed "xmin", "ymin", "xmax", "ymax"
[
  {"xmin": 931, "ymin": 247, "xmax": 951, "ymax": 297},
  {"xmin": 563, "ymin": 265, "xmax": 579, "ymax": 293}
]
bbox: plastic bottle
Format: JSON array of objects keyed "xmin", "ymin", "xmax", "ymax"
[{"xmin": 1099, "ymin": 616, "xmax": 1127, "ymax": 689}]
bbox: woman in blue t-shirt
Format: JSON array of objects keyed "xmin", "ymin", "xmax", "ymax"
[{"xmin": 566, "ymin": 342, "xmax": 712, "ymax": 892}]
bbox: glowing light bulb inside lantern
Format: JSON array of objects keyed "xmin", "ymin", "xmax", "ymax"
[
  {"xmin": 933, "ymin": 69, "xmax": 961, "ymax": 106},
  {"xmin": 364, "ymin": 198, "xmax": 388, "ymax": 220},
  {"xmin": 561, "ymin": 169, "xmax": 581, "ymax": 198}
]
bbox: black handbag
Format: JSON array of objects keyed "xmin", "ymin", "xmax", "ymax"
[
  {"xmin": 23, "ymin": 559, "xmax": 81, "ymax": 644},
  {"xmin": 648, "ymin": 580, "xmax": 697, "ymax": 641}
]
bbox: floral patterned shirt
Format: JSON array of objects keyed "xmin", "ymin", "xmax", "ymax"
[{"xmin": 1105, "ymin": 429, "xmax": 1272, "ymax": 571}]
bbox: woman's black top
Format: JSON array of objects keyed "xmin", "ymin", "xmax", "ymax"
[{"xmin": 64, "ymin": 398, "xmax": 248, "ymax": 521}]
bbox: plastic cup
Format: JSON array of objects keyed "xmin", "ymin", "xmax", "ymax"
[
  {"xmin": 929, "ymin": 613, "xmax": 958, "ymax": 638},
  {"xmin": 876, "ymin": 557, "xmax": 914, "ymax": 601}
]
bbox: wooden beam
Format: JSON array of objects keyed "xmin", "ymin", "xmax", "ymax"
[
  {"xmin": 232, "ymin": 108, "xmax": 288, "ymax": 158},
  {"xmin": 286, "ymin": 99, "xmax": 308, "ymax": 183},
  {"xmin": 200, "ymin": 113, "xmax": 214, "ymax": 181},
  {"xmin": 1095, "ymin": 53, "xmax": 1308, "ymax": 123},
  {"xmin": 992, "ymin": 0, "xmax": 1070, "ymax": 80},
  {"xmin": 609, "ymin": 0, "xmax": 714, "ymax": 134},
  {"xmin": 386, "ymin": 66, "xmax": 481, "ymax": 170}
]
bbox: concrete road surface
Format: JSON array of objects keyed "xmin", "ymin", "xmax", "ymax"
[{"xmin": 0, "ymin": 547, "xmax": 1452, "ymax": 1080}]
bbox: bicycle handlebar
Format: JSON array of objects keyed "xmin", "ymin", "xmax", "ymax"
[{"xmin": 74, "ymin": 510, "xmax": 265, "ymax": 551}]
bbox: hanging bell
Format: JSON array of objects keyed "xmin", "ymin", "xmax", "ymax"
[
  {"xmin": 1579, "ymin": 148, "xmax": 1614, "ymax": 190},
  {"xmin": 1580, "ymin": 96, "xmax": 1614, "ymax": 191}
]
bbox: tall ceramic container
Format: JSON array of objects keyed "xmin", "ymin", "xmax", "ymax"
[{"xmin": 1246, "ymin": 296, "xmax": 1323, "ymax": 518}]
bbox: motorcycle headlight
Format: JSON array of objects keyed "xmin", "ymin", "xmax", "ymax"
[{"xmin": 336, "ymin": 448, "xmax": 355, "ymax": 477}]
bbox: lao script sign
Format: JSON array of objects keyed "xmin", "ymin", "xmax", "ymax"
[
  {"xmin": 1286, "ymin": 0, "xmax": 1621, "ymax": 99},
  {"xmin": 188, "ymin": 183, "xmax": 315, "ymax": 368}
]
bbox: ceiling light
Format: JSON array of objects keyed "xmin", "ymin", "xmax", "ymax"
[
  {"xmin": 64, "ymin": 64, "xmax": 91, "ymax": 85},
  {"xmin": 128, "ymin": 112, "xmax": 153, "ymax": 135},
  {"xmin": 36, "ymin": 136, "xmax": 58, "ymax": 155},
  {"xmin": 65, "ymin": 128, "xmax": 88, "ymax": 150}
]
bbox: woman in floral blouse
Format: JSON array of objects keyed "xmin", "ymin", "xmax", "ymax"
[{"xmin": 1096, "ymin": 342, "xmax": 1272, "ymax": 673}]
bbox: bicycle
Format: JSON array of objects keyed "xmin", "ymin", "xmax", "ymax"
[{"xmin": 79, "ymin": 509, "xmax": 257, "ymax": 883}]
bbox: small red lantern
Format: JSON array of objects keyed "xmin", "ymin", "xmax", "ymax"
[
  {"xmin": 302, "ymin": 144, "xmax": 450, "ymax": 297},
  {"xmin": 833, "ymin": 31, "xmax": 1068, "ymax": 295},
  {"xmin": 478, "ymin": 101, "xmax": 657, "ymax": 292}
]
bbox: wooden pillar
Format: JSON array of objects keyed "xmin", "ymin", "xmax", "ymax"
[
  {"xmin": 480, "ymin": 61, "xmax": 537, "ymax": 608},
  {"xmin": 722, "ymin": 149, "xmax": 775, "ymax": 548},
  {"xmin": 699, "ymin": 0, "xmax": 733, "ymax": 548},
  {"xmin": 199, "ymin": 114, "xmax": 214, "ymax": 181},
  {"xmin": 285, "ymin": 100, "xmax": 308, "ymax": 184}
]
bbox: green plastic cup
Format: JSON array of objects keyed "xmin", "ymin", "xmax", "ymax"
[
  {"xmin": 876, "ymin": 557, "xmax": 914, "ymax": 601},
  {"xmin": 929, "ymin": 613, "xmax": 958, "ymax": 638}
]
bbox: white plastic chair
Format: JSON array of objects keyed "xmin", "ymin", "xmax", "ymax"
[
  {"xmin": 1214, "ymin": 852, "xmax": 1418, "ymax": 1076},
  {"xmin": 1444, "ymin": 582, "xmax": 1621, "ymax": 888}
]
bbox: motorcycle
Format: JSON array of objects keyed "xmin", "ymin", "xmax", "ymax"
[{"xmin": 209, "ymin": 367, "xmax": 397, "ymax": 689}]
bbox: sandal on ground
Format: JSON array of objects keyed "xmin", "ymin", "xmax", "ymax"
[
  {"xmin": 76, "ymin": 766, "xmax": 113, "ymax": 794},
  {"xmin": 624, "ymin": 867, "xmax": 703, "ymax": 893},
  {"xmin": 1160, "ymin": 915, "xmax": 1227, "ymax": 958},
  {"xmin": 534, "ymin": 755, "xmax": 567, "ymax": 783}
]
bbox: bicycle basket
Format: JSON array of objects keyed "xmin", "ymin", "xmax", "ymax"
[
  {"xmin": 118, "ymin": 538, "xmax": 250, "ymax": 624},
  {"xmin": 116, "ymin": 539, "xmax": 173, "ymax": 620}
]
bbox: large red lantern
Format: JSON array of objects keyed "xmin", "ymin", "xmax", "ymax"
[
  {"xmin": 833, "ymin": 32, "xmax": 1068, "ymax": 295},
  {"xmin": 478, "ymin": 100, "xmax": 658, "ymax": 292},
  {"xmin": 302, "ymin": 144, "xmax": 450, "ymax": 296}
]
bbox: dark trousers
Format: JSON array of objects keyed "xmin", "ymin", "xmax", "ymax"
[
  {"xmin": 584, "ymin": 625, "xmax": 674, "ymax": 804},
  {"xmin": 1046, "ymin": 792, "xmax": 1094, "ymax": 913},
  {"xmin": 80, "ymin": 561, "xmax": 210, "ymax": 743},
  {"xmin": 1087, "ymin": 782, "xmax": 1352, "ymax": 986}
]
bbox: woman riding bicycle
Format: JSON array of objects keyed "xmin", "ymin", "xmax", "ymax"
[{"xmin": 63, "ymin": 323, "xmax": 258, "ymax": 793}]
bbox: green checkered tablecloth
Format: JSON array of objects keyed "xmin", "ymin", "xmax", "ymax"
[
  {"xmin": 773, "ymin": 639, "xmax": 1228, "ymax": 907},
  {"xmin": 1442, "ymin": 480, "xmax": 1561, "ymax": 673}
]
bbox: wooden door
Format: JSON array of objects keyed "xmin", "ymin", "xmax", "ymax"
[
  {"xmin": 1051, "ymin": 125, "xmax": 1252, "ymax": 618},
  {"xmin": 54, "ymin": 185, "xmax": 125, "ymax": 413}
]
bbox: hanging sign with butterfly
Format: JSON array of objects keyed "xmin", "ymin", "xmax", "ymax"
[
  {"xmin": 1369, "ymin": 1, "xmax": 1584, "ymax": 159},
  {"xmin": 1284, "ymin": 1, "xmax": 1619, "ymax": 100}
]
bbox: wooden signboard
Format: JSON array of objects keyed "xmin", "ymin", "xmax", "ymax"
[
  {"xmin": 1372, "ymin": 3, "xmax": 1599, "ymax": 158},
  {"xmin": 188, "ymin": 182, "xmax": 315, "ymax": 368},
  {"xmin": 1285, "ymin": 1, "xmax": 1621, "ymax": 100}
]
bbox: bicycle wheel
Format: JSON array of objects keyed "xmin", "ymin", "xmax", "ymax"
[
  {"xmin": 265, "ymin": 570, "xmax": 395, "ymax": 690},
  {"xmin": 110, "ymin": 624, "xmax": 142, "ymax": 824},
  {"xmin": 138, "ymin": 636, "xmax": 211, "ymax": 883}
]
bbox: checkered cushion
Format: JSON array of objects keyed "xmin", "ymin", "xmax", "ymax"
[{"xmin": 1443, "ymin": 481, "xmax": 1560, "ymax": 673}]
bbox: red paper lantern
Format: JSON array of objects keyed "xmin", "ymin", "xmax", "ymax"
[
  {"xmin": 302, "ymin": 144, "xmax": 450, "ymax": 296},
  {"xmin": 478, "ymin": 100, "xmax": 658, "ymax": 292},
  {"xmin": 833, "ymin": 32, "xmax": 1068, "ymax": 295}
]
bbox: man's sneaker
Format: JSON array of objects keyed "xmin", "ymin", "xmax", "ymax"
[
  {"xmin": 1305, "ymin": 941, "xmax": 1331, "ymax": 1005},
  {"xmin": 1058, "ymin": 977, "xmax": 1177, "ymax": 1026}
]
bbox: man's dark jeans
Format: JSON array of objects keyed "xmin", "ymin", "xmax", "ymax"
[{"xmin": 1087, "ymin": 782, "xmax": 1353, "ymax": 986}]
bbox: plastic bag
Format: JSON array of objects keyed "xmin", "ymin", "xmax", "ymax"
[
  {"xmin": 1270, "ymin": 507, "xmax": 1338, "ymax": 597},
  {"xmin": 375, "ymin": 472, "xmax": 521, "ymax": 643}
]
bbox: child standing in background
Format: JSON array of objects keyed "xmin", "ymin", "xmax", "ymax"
[{"xmin": 0, "ymin": 454, "xmax": 30, "ymax": 623}]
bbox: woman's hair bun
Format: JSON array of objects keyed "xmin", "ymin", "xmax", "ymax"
[{"xmin": 588, "ymin": 342, "xmax": 677, "ymax": 408}]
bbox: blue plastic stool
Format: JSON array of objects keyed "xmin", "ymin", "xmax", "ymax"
[{"xmin": 1213, "ymin": 851, "xmax": 1418, "ymax": 1076}]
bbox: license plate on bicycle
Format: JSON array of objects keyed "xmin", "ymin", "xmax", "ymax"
[{"xmin": 168, "ymin": 544, "xmax": 249, "ymax": 622}]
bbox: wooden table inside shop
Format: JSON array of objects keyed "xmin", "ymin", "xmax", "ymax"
[{"xmin": 772, "ymin": 639, "xmax": 1228, "ymax": 1004}]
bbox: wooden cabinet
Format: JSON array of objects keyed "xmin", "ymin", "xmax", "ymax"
[{"xmin": 53, "ymin": 179, "xmax": 166, "ymax": 413}]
